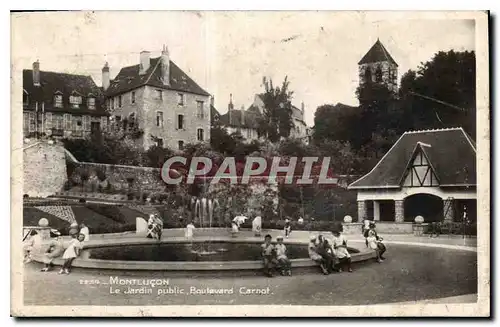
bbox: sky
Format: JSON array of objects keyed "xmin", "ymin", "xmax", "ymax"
[{"xmin": 11, "ymin": 11, "xmax": 475, "ymax": 126}]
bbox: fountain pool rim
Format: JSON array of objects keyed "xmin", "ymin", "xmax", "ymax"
[{"xmin": 33, "ymin": 237, "xmax": 378, "ymax": 271}]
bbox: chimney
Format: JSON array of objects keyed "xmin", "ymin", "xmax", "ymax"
[
  {"xmin": 139, "ymin": 50, "xmax": 151, "ymax": 75},
  {"xmin": 210, "ymin": 95, "xmax": 214, "ymax": 107},
  {"xmin": 102, "ymin": 62, "xmax": 110, "ymax": 91},
  {"xmin": 33, "ymin": 60, "xmax": 40, "ymax": 86},
  {"xmin": 301, "ymin": 101, "xmax": 305, "ymax": 112},
  {"xmin": 228, "ymin": 94, "xmax": 233, "ymax": 126},
  {"xmin": 160, "ymin": 45, "xmax": 170, "ymax": 86},
  {"xmin": 240, "ymin": 105, "xmax": 245, "ymax": 126}
]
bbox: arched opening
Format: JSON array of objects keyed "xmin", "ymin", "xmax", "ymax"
[
  {"xmin": 404, "ymin": 194, "xmax": 443, "ymax": 222},
  {"xmin": 364, "ymin": 67, "xmax": 372, "ymax": 83},
  {"xmin": 375, "ymin": 67, "xmax": 383, "ymax": 82}
]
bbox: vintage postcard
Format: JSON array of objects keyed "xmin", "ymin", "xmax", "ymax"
[{"xmin": 10, "ymin": 11, "xmax": 490, "ymax": 317}]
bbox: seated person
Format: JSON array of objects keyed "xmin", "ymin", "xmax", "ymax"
[
  {"xmin": 274, "ymin": 236, "xmax": 292, "ymax": 276},
  {"xmin": 261, "ymin": 234, "xmax": 277, "ymax": 277},
  {"xmin": 308, "ymin": 235, "xmax": 329, "ymax": 275},
  {"xmin": 147, "ymin": 214, "xmax": 163, "ymax": 241},
  {"xmin": 332, "ymin": 230, "xmax": 352, "ymax": 272},
  {"xmin": 316, "ymin": 235, "xmax": 336, "ymax": 273},
  {"xmin": 367, "ymin": 223, "xmax": 386, "ymax": 263}
]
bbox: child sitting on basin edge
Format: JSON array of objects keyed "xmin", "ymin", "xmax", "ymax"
[
  {"xmin": 261, "ymin": 234, "xmax": 277, "ymax": 277},
  {"xmin": 275, "ymin": 236, "xmax": 292, "ymax": 276}
]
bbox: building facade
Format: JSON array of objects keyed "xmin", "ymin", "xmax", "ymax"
[
  {"xmin": 103, "ymin": 46, "xmax": 211, "ymax": 150},
  {"xmin": 22, "ymin": 61, "xmax": 108, "ymax": 139},
  {"xmin": 219, "ymin": 93, "xmax": 309, "ymax": 143},
  {"xmin": 348, "ymin": 128, "xmax": 476, "ymax": 224},
  {"xmin": 358, "ymin": 39, "xmax": 398, "ymax": 93}
]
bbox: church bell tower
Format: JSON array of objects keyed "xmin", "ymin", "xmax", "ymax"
[{"xmin": 358, "ymin": 38, "xmax": 398, "ymax": 93}]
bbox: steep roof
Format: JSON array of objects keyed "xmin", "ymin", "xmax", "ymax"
[
  {"xmin": 23, "ymin": 69, "xmax": 107, "ymax": 116},
  {"xmin": 106, "ymin": 57, "xmax": 210, "ymax": 97},
  {"xmin": 358, "ymin": 39, "xmax": 398, "ymax": 67},
  {"xmin": 219, "ymin": 110, "xmax": 261, "ymax": 129},
  {"xmin": 348, "ymin": 128, "xmax": 476, "ymax": 189}
]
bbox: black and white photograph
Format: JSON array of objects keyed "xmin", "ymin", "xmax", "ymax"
[{"xmin": 10, "ymin": 10, "xmax": 489, "ymax": 317}]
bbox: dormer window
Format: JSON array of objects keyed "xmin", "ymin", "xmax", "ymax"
[
  {"xmin": 177, "ymin": 93, "xmax": 184, "ymax": 106},
  {"xmin": 70, "ymin": 92, "xmax": 82, "ymax": 108},
  {"xmin": 54, "ymin": 92, "xmax": 63, "ymax": 108},
  {"xmin": 87, "ymin": 96, "xmax": 96, "ymax": 110}
]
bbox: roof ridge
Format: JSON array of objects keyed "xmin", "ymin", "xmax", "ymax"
[
  {"xmin": 23, "ymin": 69, "xmax": 93, "ymax": 79},
  {"xmin": 404, "ymin": 127, "xmax": 464, "ymax": 134}
]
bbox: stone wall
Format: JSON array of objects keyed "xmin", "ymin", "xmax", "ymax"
[
  {"xmin": 343, "ymin": 222, "xmax": 413, "ymax": 235},
  {"xmin": 23, "ymin": 141, "xmax": 67, "ymax": 197},
  {"xmin": 70, "ymin": 161, "xmax": 165, "ymax": 194}
]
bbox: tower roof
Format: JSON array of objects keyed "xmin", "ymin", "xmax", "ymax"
[{"xmin": 358, "ymin": 39, "xmax": 398, "ymax": 67}]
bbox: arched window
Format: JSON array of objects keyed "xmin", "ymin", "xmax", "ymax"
[
  {"xmin": 364, "ymin": 68, "xmax": 372, "ymax": 83},
  {"xmin": 375, "ymin": 67, "xmax": 383, "ymax": 82}
]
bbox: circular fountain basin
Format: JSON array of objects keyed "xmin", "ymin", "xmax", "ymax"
[{"xmin": 37, "ymin": 237, "xmax": 376, "ymax": 271}]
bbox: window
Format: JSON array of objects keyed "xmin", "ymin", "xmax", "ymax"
[
  {"xmin": 129, "ymin": 112, "xmax": 136, "ymax": 129},
  {"xmin": 155, "ymin": 89, "xmax": 163, "ymax": 100},
  {"xmin": 196, "ymin": 101, "xmax": 204, "ymax": 118},
  {"xmin": 87, "ymin": 97, "xmax": 96, "ymax": 110},
  {"xmin": 177, "ymin": 114, "xmax": 184, "ymax": 130},
  {"xmin": 74, "ymin": 115, "xmax": 83, "ymax": 129},
  {"xmin": 110, "ymin": 98, "xmax": 114, "ymax": 109},
  {"xmin": 156, "ymin": 111, "xmax": 164, "ymax": 127},
  {"xmin": 54, "ymin": 94, "xmax": 63, "ymax": 108},
  {"xmin": 178, "ymin": 140, "xmax": 184, "ymax": 150},
  {"xmin": 115, "ymin": 115, "xmax": 122, "ymax": 123},
  {"xmin": 63, "ymin": 114, "xmax": 72, "ymax": 130},
  {"xmin": 83, "ymin": 116, "xmax": 91, "ymax": 131},
  {"xmin": 156, "ymin": 138, "xmax": 164, "ymax": 148},
  {"xmin": 45, "ymin": 112, "xmax": 52, "ymax": 131},
  {"xmin": 101, "ymin": 116, "xmax": 108, "ymax": 130},
  {"xmin": 364, "ymin": 68, "xmax": 372, "ymax": 83},
  {"xmin": 197, "ymin": 128, "xmax": 204, "ymax": 141},
  {"xmin": 53, "ymin": 114, "xmax": 64, "ymax": 130},
  {"xmin": 70, "ymin": 95, "xmax": 82, "ymax": 108},
  {"xmin": 375, "ymin": 67, "xmax": 383, "ymax": 82},
  {"xmin": 177, "ymin": 93, "xmax": 184, "ymax": 106},
  {"xmin": 131, "ymin": 91, "xmax": 136, "ymax": 104},
  {"xmin": 118, "ymin": 95, "xmax": 122, "ymax": 107}
]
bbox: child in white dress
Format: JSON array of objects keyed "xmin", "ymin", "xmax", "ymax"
[
  {"xmin": 332, "ymin": 230, "xmax": 352, "ymax": 272},
  {"xmin": 185, "ymin": 221, "xmax": 195, "ymax": 240},
  {"xmin": 60, "ymin": 233, "xmax": 84, "ymax": 274},
  {"xmin": 274, "ymin": 236, "xmax": 291, "ymax": 276}
]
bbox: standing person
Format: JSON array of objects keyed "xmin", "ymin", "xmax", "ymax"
[
  {"xmin": 308, "ymin": 235, "xmax": 328, "ymax": 275},
  {"xmin": 23, "ymin": 230, "xmax": 39, "ymax": 263},
  {"xmin": 147, "ymin": 214, "xmax": 163, "ymax": 241},
  {"xmin": 332, "ymin": 229, "xmax": 353, "ymax": 272},
  {"xmin": 79, "ymin": 222, "xmax": 90, "ymax": 242},
  {"xmin": 284, "ymin": 218, "xmax": 292, "ymax": 238},
  {"xmin": 185, "ymin": 221, "xmax": 196, "ymax": 240},
  {"xmin": 363, "ymin": 219, "xmax": 371, "ymax": 247},
  {"xmin": 274, "ymin": 236, "xmax": 292, "ymax": 276},
  {"xmin": 261, "ymin": 234, "xmax": 276, "ymax": 277},
  {"xmin": 60, "ymin": 233, "xmax": 85, "ymax": 274},
  {"xmin": 252, "ymin": 214, "xmax": 262, "ymax": 237}
]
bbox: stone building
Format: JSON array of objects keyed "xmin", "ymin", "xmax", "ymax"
[
  {"xmin": 103, "ymin": 46, "xmax": 211, "ymax": 150},
  {"xmin": 358, "ymin": 39, "xmax": 398, "ymax": 93},
  {"xmin": 219, "ymin": 93, "xmax": 309, "ymax": 143},
  {"xmin": 348, "ymin": 128, "xmax": 476, "ymax": 224},
  {"xmin": 22, "ymin": 61, "xmax": 108, "ymax": 139}
]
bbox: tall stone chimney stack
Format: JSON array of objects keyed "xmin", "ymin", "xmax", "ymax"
[
  {"xmin": 32, "ymin": 60, "xmax": 40, "ymax": 87},
  {"xmin": 139, "ymin": 51, "xmax": 151, "ymax": 75},
  {"xmin": 102, "ymin": 62, "xmax": 110, "ymax": 91},
  {"xmin": 160, "ymin": 45, "xmax": 170, "ymax": 86}
]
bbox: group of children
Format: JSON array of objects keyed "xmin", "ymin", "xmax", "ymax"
[
  {"xmin": 261, "ymin": 234, "xmax": 292, "ymax": 277},
  {"xmin": 31, "ymin": 222, "xmax": 90, "ymax": 275},
  {"xmin": 308, "ymin": 230, "xmax": 353, "ymax": 275}
]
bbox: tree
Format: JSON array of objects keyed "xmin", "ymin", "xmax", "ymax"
[
  {"xmin": 312, "ymin": 103, "xmax": 359, "ymax": 144},
  {"xmin": 398, "ymin": 50, "xmax": 476, "ymax": 139},
  {"xmin": 257, "ymin": 76, "xmax": 294, "ymax": 142}
]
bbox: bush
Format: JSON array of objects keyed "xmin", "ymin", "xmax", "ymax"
[
  {"xmin": 79, "ymin": 198, "xmax": 86, "ymax": 203},
  {"xmin": 127, "ymin": 192, "xmax": 135, "ymax": 201}
]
